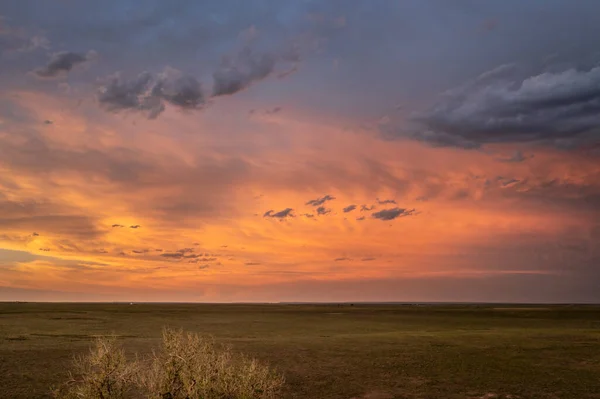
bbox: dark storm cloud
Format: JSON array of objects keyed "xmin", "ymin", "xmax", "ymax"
[
  {"xmin": 371, "ymin": 208, "xmax": 415, "ymax": 221},
  {"xmin": 316, "ymin": 206, "xmax": 330, "ymax": 215},
  {"xmin": 411, "ymin": 64, "xmax": 600, "ymax": 148},
  {"xmin": 33, "ymin": 51, "xmax": 95, "ymax": 78},
  {"xmin": 342, "ymin": 204, "xmax": 356, "ymax": 213},
  {"xmin": 263, "ymin": 208, "xmax": 294, "ymax": 218},
  {"xmin": 97, "ymin": 69, "xmax": 204, "ymax": 119},
  {"xmin": 305, "ymin": 194, "xmax": 335, "ymax": 206}
]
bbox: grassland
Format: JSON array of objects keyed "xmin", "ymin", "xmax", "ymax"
[{"xmin": 0, "ymin": 303, "xmax": 599, "ymax": 399}]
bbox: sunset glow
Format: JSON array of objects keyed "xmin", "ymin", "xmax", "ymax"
[{"xmin": 1, "ymin": 1, "xmax": 599, "ymax": 302}]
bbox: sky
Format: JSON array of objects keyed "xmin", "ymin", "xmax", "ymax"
[{"xmin": 0, "ymin": 0, "xmax": 599, "ymax": 303}]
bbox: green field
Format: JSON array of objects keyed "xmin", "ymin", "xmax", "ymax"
[{"xmin": 0, "ymin": 303, "xmax": 599, "ymax": 399}]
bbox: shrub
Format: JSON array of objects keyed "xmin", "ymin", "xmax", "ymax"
[
  {"xmin": 52, "ymin": 335, "xmax": 139, "ymax": 399},
  {"xmin": 52, "ymin": 328, "xmax": 284, "ymax": 399},
  {"xmin": 136, "ymin": 327, "xmax": 284, "ymax": 399}
]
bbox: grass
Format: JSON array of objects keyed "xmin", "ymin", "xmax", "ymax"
[{"xmin": 0, "ymin": 303, "xmax": 599, "ymax": 398}]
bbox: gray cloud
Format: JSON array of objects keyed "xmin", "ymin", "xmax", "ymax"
[
  {"xmin": 376, "ymin": 198, "xmax": 396, "ymax": 205},
  {"xmin": 371, "ymin": 207, "xmax": 415, "ymax": 221},
  {"xmin": 263, "ymin": 208, "xmax": 294, "ymax": 218},
  {"xmin": 97, "ymin": 68, "xmax": 204, "ymax": 119},
  {"xmin": 361, "ymin": 257, "xmax": 376, "ymax": 261},
  {"xmin": 129, "ymin": 225, "xmax": 141, "ymax": 229},
  {"xmin": 360, "ymin": 205, "xmax": 374, "ymax": 211},
  {"xmin": 306, "ymin": 194, "xmax": 335, "ymax": 206},
  {"xmin": 316, "ymin": 206, "xmax": 331, "ymax": 216},
  {"xmin": 411, "ymin": 64, "xmax": 600, "ymax": 148},
  {"xmin": 496, "ymin": 150, "xmax": 533, "ymax": 163},
  {"xmin": 33, "ymin": 51, "xmax": 95, "ymax": 78},
  {"xmin": 356, "ymin": 216, "xmax": 365, "ymax": 221},
  {"xmin": 334, "ymin": 257, "xmax": 349, "ymax": 261},
  {"xmin": 212, "ymin": 47, "xmax": 276, "ymax": 97},
  {"xmin": 342, "ymin": 204, "xmax": 356, "ymax": 213}
]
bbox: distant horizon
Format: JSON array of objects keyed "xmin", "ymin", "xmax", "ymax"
[{"xmin": 3, "ymin": 301, "xmax": 600, "ymax": 305}]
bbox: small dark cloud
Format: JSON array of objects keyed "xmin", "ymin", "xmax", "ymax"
[
  {"xmin": 97, "ymin": 69, "xmax": 204, "ymax": 119},
  {"xmin": 193, "ymin": 243, "xmax": 200, "ymax": 246},
  {"xmin": 263, "ymin": 208, "xmax": 294, "ymax": 218},
  {"xmin": 155, "ymin": 249, "xmax": 163, "ymax": 252},
  {"xmin": 198, "ymin": 265, "xmax": 210, "ymax": 269},
  {"xmin": 245, "ymin": 262, "xmax": 261, "ymax": 266},
  {"xmin": 186, "ymin": 255, "xmax": 217, "ymax": 261},
  {"xmin": 334, "ymin": 257, "xmax": 350, "ymax": 261},
  {"xmin": 264, "ymin": 106, "xmax": 282, "ymax": 115},
  {"xmin": 176, "ymin": 248, "xmax": 194, "ymax": 253},
  {"xmin": 495, "ymin": 150, "xmax": 534, "ymax": 163},
  {"xmin": 356, "ymin": 216, "xmax": 366, "ymax": 221},
  {"xmin": 132, "ymin": 250, "xmax": 145, "ymax": 254},
  {"xmin": 376, "ymin": 198, "xmax": 397, "ymax": 205},
  {"xmin": 343, "ymin": 204, "xmax": 357, "ymax": 213},
  {"xmin": 32, "ymin": 232, "xmax": 39, "ymax": 236},
  {"xmin": 39, "ymin": 248, "xmax": 50, "ymax": 252},
  {"xmin": 33, "ymin": 50, "xmax": 95, "ymax": 78},
  {"xmin": 301, "ymin": 213, "xmax": 315, "ymax": 218},
  {"xmin": 500, "ymin": 178, "xmax": 521, "ymax": 188},
  {"xmin": 306, "ymin": 194, "xmax": 336, "ymax": 206},
  {"xmin": 316, "ymin": 206, "xmax": 331, "ymax": 215},
  {"xmin": 361, "ymin": 257, "xmax": 376, "ymax": 261},
  {"xmin": 129, "ymin": 225, "xmax": 141, "ymax": 229},
  {"xmin": 277, "ymin": 65, "xmax": 298, "ymax": 79},
  {"xmin": 160, "ymin": 252, "xmax": 183, "ymax": 259},
  {"xmin": 152, "ymin": 71, "xmax": 204, "ymax": 110},
  {"xmin": 43, "ymin": 120, "xmax": 53, "ymax": 125},
  {"xmin": 111, "ymin": 224, "xmax": 124, "ymax": 228},
  {"xmin": 372, "ymin": 207, "xmax": 415, "ymax": 221},
  {"xmin": 360, "ymin": 205, "xmax": 374, "ymax": 211},
  {"xmin": 221, "ymin": 245, "xmax": 228, "ymax": 248},
  {"xmin": 212, "ymin": 47, "xmax": 276, "ymax": 97}
]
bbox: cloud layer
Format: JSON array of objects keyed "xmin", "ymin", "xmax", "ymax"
[{"xmin": 412, "ymin": 65, "xmax": 600, "ymax": 148}]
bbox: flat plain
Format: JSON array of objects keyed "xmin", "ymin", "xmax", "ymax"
[{"xmin": 0, "ymin": 303, "xmax": 599, "ymax": 399}]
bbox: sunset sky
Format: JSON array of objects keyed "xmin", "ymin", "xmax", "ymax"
[{"xmin": 1, "ymin": 0, "xmax": 599, "ymax": 302}]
